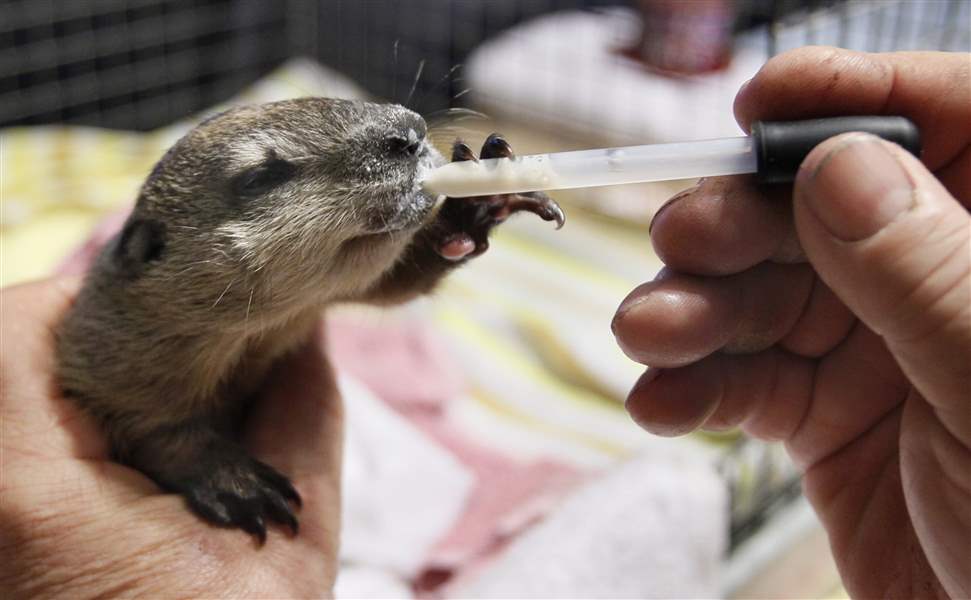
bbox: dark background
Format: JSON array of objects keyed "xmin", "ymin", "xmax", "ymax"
[{"xmin": 2, "ymin": 0, "xmax": 816, "ymax": 130}]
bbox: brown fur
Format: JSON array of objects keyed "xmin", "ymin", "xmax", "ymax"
[{"xmin": 55, "ymin": 98, "xmax": 561, "ymax": 541}]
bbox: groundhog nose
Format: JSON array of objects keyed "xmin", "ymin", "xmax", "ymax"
[{"xmin": 386, "ymin": 127, "xmax": 424, "ymax": 157}]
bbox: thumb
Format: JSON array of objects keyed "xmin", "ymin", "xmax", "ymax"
[
  {"xmin": 245, "ymin": 323, "xmax": 343, "ymax": 556},
  {"xmin": 793, "ymin": 133, "xmax": 970, "ymax": 434},
  {"xmin": 246, "ymin": 323, "xmax": 344, "ymax": 479}
]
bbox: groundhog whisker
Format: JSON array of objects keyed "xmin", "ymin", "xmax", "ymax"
[
  {"xmin": 172, "ymin": 259, "xmax": 221, "ymax": 277},
  {"xmin": 405, "ymin": 59, "xmax": 426, "ymax": 109},
  {"xmin": 211, "ymin": 278, "xmax": 236, "ymax": 309},
  {"xmin": 414, "ymin": 63, "xmax": 463, "ymax": 109},
  {"xmin": 392, "ymin": 38, "xmax": 400, "ymax": 102},
  {"xmin": 424, "ymin": 107, "xmax": 488, "ymax": 124}
]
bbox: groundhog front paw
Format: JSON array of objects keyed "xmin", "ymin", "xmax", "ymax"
[
  {"xmin": 434, "ymin": 134, "xmax": 565, "ymax": 260},
  {"xmin": 179, "ymin": 451, "xmax": 301, "ymax": 543}
]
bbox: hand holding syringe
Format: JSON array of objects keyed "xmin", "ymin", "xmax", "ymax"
[{"xmin": 421, "ymin": 116, "xmax": 920, "ymax": 198}]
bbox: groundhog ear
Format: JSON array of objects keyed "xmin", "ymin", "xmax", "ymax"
[{"xmin": 113, "ymin": 218, "xmax": 167, "ymax": 276}]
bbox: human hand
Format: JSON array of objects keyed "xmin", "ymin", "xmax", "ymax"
[
  {"xmin": 612, "ymin": 47, "xmax": 969, "ymax": 599},
  {"xmin": 1, "ymin": 277, "xmax": 344, "ymax": 599}
]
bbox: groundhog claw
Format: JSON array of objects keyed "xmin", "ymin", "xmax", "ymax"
[
  {"xmin": 479, "ymin": 133, "xmax": 514, "ymax": 159},
  {"xmin": 507, "ymin": 193, "xmax": 566, "ymax": 229},
  {"xmin": 451, "ymin": 141, "xmax": 477, "ymax": 162},
  {"xmin": 180, "ymin": 452, "xmax": 301, "ymax": 543},
  {"xmin": 434, "ymin": 134, "xmax": 565, "ymax": 259}
]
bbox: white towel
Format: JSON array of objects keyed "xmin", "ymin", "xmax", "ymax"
[
  {"xmin": 337, "ymin": 374, "xmax": 474, "ymax": 589},
  {"xmin": 445, "ymin": 450, "xmax": 727, "ymax": 598},
  {"xmin": 466, "ymin": 8, "xmax": 763, "ymax": 146},
  {"xmin": 334, "ymin": 565, "xmax": 414, "ymax": 600}
]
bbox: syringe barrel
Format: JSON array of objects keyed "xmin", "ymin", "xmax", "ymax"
[
  {"xmin": 421, "ymin": 137, "xmax": 757, "ymax": 197},
  {"xmin": 548, "ymin": 137, "xmax": 756, "ymax": 188},
  {"xmin": 420, "ymin": 116, "xmax": 922, "ymax": 197}
]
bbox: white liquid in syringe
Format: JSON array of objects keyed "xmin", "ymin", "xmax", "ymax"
[
  {"xmin": 421, "ymin": 137, "xmax": 757, "ymax": 198},
  {"xmin": 423, "ymin": 154, "xmax": 560, "ymax": 198}
]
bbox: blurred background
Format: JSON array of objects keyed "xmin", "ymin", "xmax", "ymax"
[
  {"xmin": 4, "ymin": 0, "xmax": 969, "ymax": 130},
  {"xmin": 3, "ymin": 1, "xmax": 969, "ymax": 598}
]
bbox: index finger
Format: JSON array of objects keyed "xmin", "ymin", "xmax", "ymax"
[
  {"xmin": 734, "ymin": 47, "xmax": 970, "ymax": 198},
  {"xmin": 652, "ymin": 48, "xmax": 971, "ymax": 278}
]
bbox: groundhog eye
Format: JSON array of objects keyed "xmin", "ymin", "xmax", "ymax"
[{"xmin": 232, "ymin": 159, "xmax": 295, "ymax": 197}]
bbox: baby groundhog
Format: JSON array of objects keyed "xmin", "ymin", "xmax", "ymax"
[{"xmin": 55, "ymin": 98, "xmax": 563, "ymax": 541}]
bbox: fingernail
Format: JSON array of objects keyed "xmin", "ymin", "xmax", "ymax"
[
  {"xmin": 611, "ymin": 296, "xmax": 640, "ymax": 337},
  {"xmin": 630, "ymin": 367, "xmax": 663, "ymax": 392},
  {"xmin": 611, "ymin": 267, "xmax": 675, "ymax": 338},
  {"xmin": 649, "ymin": 183, "xmax": 700, "ymax": 235},
  {"xmin": 798, "ymin": 134, "xmax": 915, "ymax": 241},
  {"xmin": 737, "ymin": 77, "xmax": 752, "ymax": 96},
  {"xmin": 733, "ymin": 79, "xmax": 755, "ymax": 132},
  {"xmin": 625, "ymin": 369, "xmax": 667, "ymax": 434}
]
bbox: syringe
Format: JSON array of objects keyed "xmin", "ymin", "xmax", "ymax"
[{"xmin": 421, "ymin": 116, "xmax": 920, "ymax": 198}]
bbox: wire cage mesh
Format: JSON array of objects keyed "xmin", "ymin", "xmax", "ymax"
[
  {"xmin": 2, "ymin": 0, "xmax": 631, "ymax": 129},
  {"xmin": 2, "ymin": 0, "xmax": 295, "ymax": 129},
  {"xmin": 4, "ymin": 0, "xmax": 968, "ymax": 130}
]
